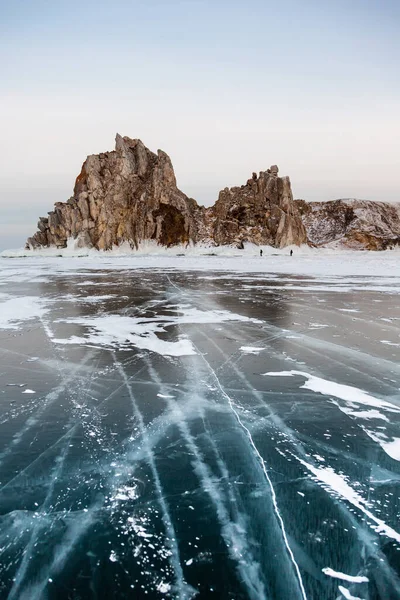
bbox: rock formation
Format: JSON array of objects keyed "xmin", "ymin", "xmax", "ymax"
[
  {"xmin": 295, "ymin": 199, "xmax": 400, "ymax": 250},
  {"xmin": 27, "ymin": 135, "xmax": 204, "ymax": 251},
  {"xmin": 211, "ymin": 166, "xmax": 307, "ymax": 248},
  {"xmin": 26, "ymin": 135, "xmax": 308, "ymax": 251}
]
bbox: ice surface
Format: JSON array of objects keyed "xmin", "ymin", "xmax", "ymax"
[
  {"xmin": 0, "ymin": 255, "xmax": 399, "ymax": 599},
  {"xmin": 294, "ymin": 456, "xmax": 400, "ymax": 543},
  {"xmin": 264, "ymin": 371, "xmax": 400, "ymax": 463}
]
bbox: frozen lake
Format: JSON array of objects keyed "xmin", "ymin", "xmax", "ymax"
[{"xmin": 0, "ymin": 255, "xmax": 399, "ymax": 599}]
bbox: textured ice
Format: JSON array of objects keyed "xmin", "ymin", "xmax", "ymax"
[
  {"xmin": 296, "ymin": 456, "xmax": 400, "ymax": 543},
  {"xmin": 0, "ymin": 256, "xmax": 399, "ymax": 599},
  {"xmin": 264, "ymin": 371, "xmax": 400, "ymax": 461}
]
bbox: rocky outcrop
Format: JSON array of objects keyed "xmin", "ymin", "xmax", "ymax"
[
  {"xmin": 295, "ymin": 199, "xmax": 400, "ymax": 250},
  {"xmin": 26, "ymin": 135, "xmax": 307, "ymax": 251},
  {"xmin": 27, "ymin": 135, "xmax": 204, "ymax": 251},
  {"xmin": 211, "ymin": 166, "xmax": 307, "ymax": 248}
]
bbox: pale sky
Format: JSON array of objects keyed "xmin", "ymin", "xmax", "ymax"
[{"xmin": 1, "ymin": 0, "xmax": 399, "ymax": 249}]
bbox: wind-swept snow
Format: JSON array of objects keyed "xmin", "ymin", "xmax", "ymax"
[
  {"xmin": 322, "ymin": 568, "xmax": 369, "ymax": 583},
  {"xmin": 52, "ymin": 306, "xmax": 259, "ymax": 356},
  {"xmin": 0, "ymin": 296, "xmax": 49, "ymax": 329}
]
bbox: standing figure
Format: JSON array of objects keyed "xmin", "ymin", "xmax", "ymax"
[
  {"xmin": 260, "ymin": 249, "xmax": 263, "ymax": 257},
  {"xmin": 290, "ymin": 249, "xmax": 293, "ymax": 256}
]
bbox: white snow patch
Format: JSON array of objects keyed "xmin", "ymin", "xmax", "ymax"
[
  {"xmin": 337, "ymin": 406, "xmax": 389, "ymax": 422},
  {"xmin": 380, "ymin": 340, "xmax": 400, "ymax": 347},
  {"xmin": 381, "ymin": 438, "xmax": 400, "ymax": 461},
  {"xmin": 80, "ymin": 295, "xmax": 116, "ymax": 303},
  {"xmin": 365, "ymin": 433, "xmax": 400, "ymax": 461},
  {"xmin": 22, "ymin": 389, "xmax": 36, "ymax": 394},
  {"xmin": 322, "ymin": 567, "xmax": 368, "ymax": 583},
  {"xmin": 2, "ymin": 248, "xmax": 400, "ymax": 280},
  {"xmin": 53, "ymin": 305, "xmax": 258, "ymax": 357},
  {"xmin": 0, "ymin": 296, "xmax": 49, "ymax": 330},
  {"xmin": 156, "ymin": 582, "xmax": 171, "ymax": 594},
  {"xmin": 240, "ymin": 346, "xmax": 264, "ymax": 354},
  {"xmin": 112, "ymin": 485, "xmax": 139, "ymax": 502},
  {"xmin": 263, "ymin": 370, "xmax": 400, "ymax": 413},
  {"xmin": 338, "ymin": 586, "xmax": 363, "ymax": 600}
]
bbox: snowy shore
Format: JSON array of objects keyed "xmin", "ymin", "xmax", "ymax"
[{"xmin": 1, "ymin": 241, "xmax": 400, "ymax": 278}]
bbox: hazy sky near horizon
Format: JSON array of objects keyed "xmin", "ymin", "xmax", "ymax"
[{"xmin": 1, "ymin": 0, "xmax": 399, "ymax": 249}]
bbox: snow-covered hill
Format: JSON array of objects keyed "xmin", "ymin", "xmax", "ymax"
[{"xmin": 295, "ymin": 199, "xmax": 400, "ymax": 250}]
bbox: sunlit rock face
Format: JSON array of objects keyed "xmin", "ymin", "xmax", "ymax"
[
  {"xmin": 26, "ymin": 137, "xmax": 307, "ymax": 250},
  {"xmin": 210, "ymin": 166, "xmax": 307, "ymax": 248},
  {"xmin": 296, "ymin": 199, "xmax": 400, "ymax": 250},
  {"xmin": 26, "ymin": 135, "xmax": 204, "ymax": 251}
]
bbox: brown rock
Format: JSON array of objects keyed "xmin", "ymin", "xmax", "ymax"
[
  {"xmin": 26, "ymin": 138, "xmax": 307, "ymax": 251},
  {"xmin": 26, "ymin": 135, "xmax": 205, "ymax": 251},
  {"xmin": 210, "ymin": 166, "xmax": 307, "ymax": 247}
]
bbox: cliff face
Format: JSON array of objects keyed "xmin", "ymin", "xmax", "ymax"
[
  {"xmin": 27, "ymin": 135, "xmax": 204, "ymax": 251},
  {"xmin": 26, "ymin": 135, "xmax": 307, "ymax": 251},
  {"xmin": 296, "ymin": 199, "xmax": 400, "ymax": 250},
  {"xmin": 211, "ymin": 166, "xmax": 307, "ymax": 248}
]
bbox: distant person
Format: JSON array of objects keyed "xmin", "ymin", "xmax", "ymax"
[
  {"xmin": 290, "ymin": 249, "xmax": 293, "ymax": 256},
  {"xmin": 260, "ymin": 249, "xmax": 263, "ymax": 257}
]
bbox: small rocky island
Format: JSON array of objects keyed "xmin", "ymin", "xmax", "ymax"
[
  {"xmin": 26, "ymin": 134, "xmax": 400, "ymax": 251},
  {"xmin": 26, "ymin": 134, "xmax": 307, "ymax": 251}
]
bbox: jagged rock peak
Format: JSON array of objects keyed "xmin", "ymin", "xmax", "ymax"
[
  {"xmin": 27, "ymin": 135, "xmax": 203, "ymax": 251},
  {"xmin": 210, "ymin": 165, "xmax": 307, "ymax": 248},
  {"xmin": 26, "ymin": 136, "xmax": 307, "ymax": 251}
]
